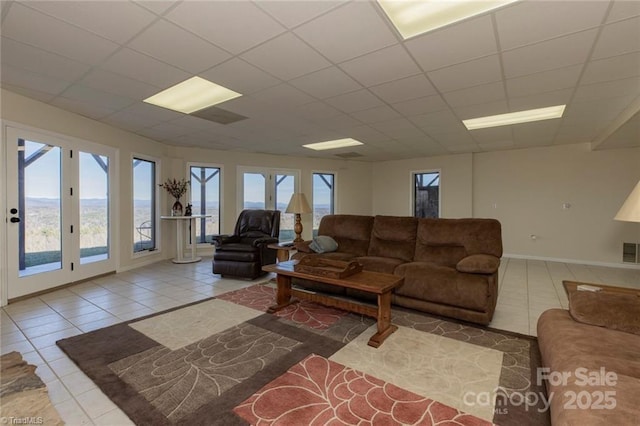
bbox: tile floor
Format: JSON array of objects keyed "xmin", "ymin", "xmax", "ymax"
[{"xmin": 1, "ymin": 257, "xmax": 639, "ymax": 425}]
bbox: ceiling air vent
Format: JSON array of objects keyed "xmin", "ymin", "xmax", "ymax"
[
  {"xmin": 190, "ymin": 106, "xmax": 248, "ymax": 125},
  {"xmin": 334, "ymin": 152, "xmax": 363, "ymax": 159}
]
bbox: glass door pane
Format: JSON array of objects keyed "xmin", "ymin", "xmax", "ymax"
[
  {"xmin": 79, "ymin": 152, "xmax": 110, "ymax": 264},
  {"xmin": 18, "ymin": 139, "xmax": 63, "ymax": 277},
  {"xmin": 133, "ymin": 158, "xmax": 156, "ymax": 252},
  {"xmin": 190, "ymin": 166, "xmax": 220, "ymax": 244},
  {"xmin": 243, "ymin": 172, "xmax": 266, "ymax": 209},
  {"xmin": 275, "ymin": 174, "xmax": 295, "ymax": 241}
]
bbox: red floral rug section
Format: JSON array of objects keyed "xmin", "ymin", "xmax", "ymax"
[
  {"xmin": 234, "ymin": 354, "xmax": 491, "ymax": 426},
  {"xmin": 217, "ymin": 284, "xmax": 348, "ymax": 330}
]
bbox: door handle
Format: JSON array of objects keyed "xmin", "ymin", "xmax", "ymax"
[{"xmin": 10, "ymin": 217, "xmax": 20, "ymax": 223}]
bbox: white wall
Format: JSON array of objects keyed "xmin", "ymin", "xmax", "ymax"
[
  {"xmin": 371, "ymin": 142, "xmax": 640, "ymax": 266},
  {"xmin": 473, "ymin": 143, "xmax": 640, "ymax": 265},
  {"xmin": 371, "ymin": 153, "xmax": 473, "ymax": 217}
]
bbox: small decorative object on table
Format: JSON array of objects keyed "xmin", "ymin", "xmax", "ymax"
[
  {"xmin": 185, "ymin": 203, "xmax": 192, "ymax": 216},
  {"xmin": 294, "ymin": 257, "xmax": 363, "ymax": 278},
  {"xmin": 159, "ymin": 178, "xmax": 189, "ymax": 216}
]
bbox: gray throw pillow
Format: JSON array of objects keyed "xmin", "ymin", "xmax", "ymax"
[{"xmin": 309, "ymin": 236, "xmax": 338, "ymax": 253}]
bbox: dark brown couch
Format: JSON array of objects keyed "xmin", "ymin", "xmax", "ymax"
[{"xmin": 293, "ymin": 214, "xmax": 503, "ymax": 325}]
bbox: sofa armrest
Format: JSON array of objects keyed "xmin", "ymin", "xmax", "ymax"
[
  {"xmin": 211, "ymin": 234, "xmax": 237, "ymax": 247},
  {"xmin": 456, "ymin": 254, "xmax": 500, "ymax": 274}
]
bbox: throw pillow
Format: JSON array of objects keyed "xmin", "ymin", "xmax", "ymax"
[
  {"xmin": 309, "ymin": 236, "xmax": 339, "ymax": 253},
  {"xmin": 569, "ymin": 290, "xmax": 640, "ymax": 336}
]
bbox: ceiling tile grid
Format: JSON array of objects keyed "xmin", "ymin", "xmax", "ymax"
[{"xmin": 0, "ymin": 0, "xmax": 638, "ymax": 161}]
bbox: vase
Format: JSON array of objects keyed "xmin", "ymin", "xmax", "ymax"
[{"xmin": 172, "ymin": 199, "xmax": 183, "ymax": 216}]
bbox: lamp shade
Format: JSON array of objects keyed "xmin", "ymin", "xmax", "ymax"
[
  {"xmin": 615, "ymin": 181, "xmax": 640, "ymax": 222},
  {"xmin": 285, "ymin": 193, "xmax": 311, "ymax": 214}
]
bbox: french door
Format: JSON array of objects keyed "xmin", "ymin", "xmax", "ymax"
[
  {"xmin": 238, "ymin": 167, "xmax": 299, "ymax": 241},
  {"xmin": 4, "ymin": 125, "xmax": 116, "ymax": 299}
]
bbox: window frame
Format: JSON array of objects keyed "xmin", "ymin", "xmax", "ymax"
[
  {"xmin": 186, "ymin": 161, "xmax": 224, "ymax": 247},
  {"xmin": 132, "ymin": 153, "xmax": 160, "ymax": 257},
  {"xmin": 411, "ymin": 169, "xmax": 441, "ymax": 218},
  {"xmin": 311, "ymin": 170, "xmax": 337, "ymax": 235}
]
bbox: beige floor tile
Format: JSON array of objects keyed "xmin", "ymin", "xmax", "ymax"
[
  {"xmin": 1, "ymin": 330, "xmax": 27, "ymax": 345},
  {"xmin": 22, "ymin": 320, "xmax": 75, "ymax": 339},
  {"xmin": 14, "ymin": 313, "xmax": 67, "ymax": 330},
  {"xmin": 77, "ymin": 317, "xmax": 121, "ymax": 333},
  {"xmin": 59, "ymin": 371, "xmax": 98, "ymax": 396},
  {"xmin": 49, "ymin": 356, "xmax": 82, "ymax": 377},
  {"xmin": 30, "ymin": 327, "xmax": 83, "ymax": 349},
  {"xmin": 67, "ymin": 310, "xmax": 116, "ymax": 326},
  {"xmin": 93, "ymin": 408, "xmax": 135, "ymax": 426},
  {"xmin": 75, "ymin": 388, "xmax": 118, "ymax": 419},
  {"xmin": 46, "ymin": 379, "xmax": 73, "ymax": 405},
  {"xmin": 54, "ymin": 398, "xmax": 93, "ymax": 425},
  {"xmin": 37, "ymin": 344, "xmax": 68, "ymax": 363},
  {"xmin": 1, "ymin": 339, "xmax": 36, "ymax": 356}
]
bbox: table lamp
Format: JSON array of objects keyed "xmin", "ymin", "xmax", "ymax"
[
  {"xmin": 615, "ymin": 180, "xmax": 640, "ymax": 222},
  {"xmin": 286, "ymin": 193, "xmax": 312, "ymax": 242}
]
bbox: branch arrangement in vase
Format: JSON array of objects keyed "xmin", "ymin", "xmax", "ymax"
[{"xmin": 159, "ymin": 178, "xmax": 190, "ymax": 199}]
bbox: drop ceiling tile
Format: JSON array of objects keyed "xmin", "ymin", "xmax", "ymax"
[
  {"xmin": 292, "ymin": 101, "xmax": 344, "ymax": 121},
  {"xmin": 51, "ymin": 96, "xmax": 119, "ymax": 120},
  {"xmin": 409, "ymin": 110, "xmax": 467, "ymax": 134},
  {"xmin": 452, "ymin": 101, "xmax": 509, "ymax": 121},
  {"xmin": 60, "ymin": 84, "xmax": 136, "ymax": 111},
  {"xmin": 289, "ymin": 67, "xmax": 361, "ymax": 99},
  {"xmin": 477, "ymin": 140, "xmax": 515, "ymax": 151},
  {"xmin": 340, "ymin": 44, "xmax": 420, "ymax": 87},
  {"xmin": 370, "ymin": 118, "xmax": 425, "ymax": 139},
  {"xmin": 250, "ymin": 84, "xmax": 316, "ymax": 108},
  {"xmin": 406, "ymin": 15, "xmax": 497, "ymax": 71},
  {"xmin": 319, "ymin": 113, "xmax": 365, "ymax": 131},
  {"xmin": 598, "ymin": 112, "xmax": 640, "ymax": 148},
  {"xmin": 128, "ymin": 19, "xmax": 231, "ymax": 74},
  {"xmin": 134, "ymin": 1, "xmax": 178, "ymax": 16},
  {"xmin": 468, "ymin": 126, "xmax": 513, "ymax": 144},
  {"xmin": 350, "ymin": 105, "xmax": 402, "ymax": 124},
  {"xmin": 165, "ymin": 1, "xmax": 285, "ymax": 54},
  {"xmin": 325, "ymin": 89, "xmax": 384, "ymax": 113},
  {"xmin": 428, "ymin": 55, "xmax": 502, "ymax": 92},
  {"xmin": 27, "ymin": 1, "xmax": 156, "ymax": 44},
  {"xmin": 581, "ymin": 51, "xmax": 640, "ymax": 85},
  {"xmin": 142, "ymin": 122, "xmax": 193, "ymax": 140},
  {"xmin": 256, "ymin": 1, "xmax": 343, "ymax": 29},
  {"xmin": 200, "ymin": 58, "xmax": 281, "ymax": 95},
  {"xmin": 241, "ymin": 33, "xmax": 330, "ymax": 80},
  {"xmin": 502, "ymin": 30, "xmax": 598, "ymax": 78},
  {"xmin": 1, "ymin": 37, "xmax": 91, "ymax": 82},
  {"xmin": 1, "ymin": 84, "xmax": 58, "ymax": 104},
  {"xmin": 430, "ymin": 132, "xmax": 476, "ymax": 147},
  {"xmin": 1, "ymin": 64, "xmax": 71, "ymax": 95},
  {"xmin": 370, "ymin": 74, "xmax": 436, "ymax": 104},
  {"xmin": 347, "ymin": 125, "xmax": 391, "ymax": 144},
  {"xmin": 79, "ymin": 69, "xmax": 160, "ymax": 100},
  {"xmin": 495, "ymin": 1, "xmax": 609, "ymax": 50},
  {"xmin": 606, "ymin": 0, "xmax": 640, "ymax": 23},
  {"xmin": 2, "ymin": 3, "xmax": 119, "ymax": 64},
  {"xmin": 120, "ymin": 102, "xmax": 185, "ymax": 122},
  {"xmin": 294, "ymin": 2, "xmax": 398, "ymax": 63},
  {"xmin": 99, "ymin": 48, "xmax": 190, "ymax": 89},
  {"xmin": 168, "ymin": 115, "xmax": 226, "ymax": 132},
  {"xmin": 392, "ymin": 94, "xmax": 448, "ymax": 116},
  {"xmin": 509, "ymin": 89, "xmax": 573, "ymax": 111},
  {"xmin": 573, "ymin": 76, "xmax": 640, "ymax": 103},
  {"xmin": 592, "ymin": 16, "xmax": 640, "ymax": 60},
  {"xmin": 102, "ymin": 110, "xmax": 167, "ymax": 131},
  {"xmin": 443, "ymin": 81, "xmax": 505, "ymax": 108},
  {"xmin": 506, "ymin": 65, "xmax": 582, "ymax": 98}
]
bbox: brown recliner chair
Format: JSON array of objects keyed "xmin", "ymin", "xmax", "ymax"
[{"xmin": 212, "ymin": 209, "xmax": 280, "ymax": 279}]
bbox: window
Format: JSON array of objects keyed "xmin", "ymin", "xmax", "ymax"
[
  {"xmin": 413, "ymin": 171, "xmax": 440, "ymax": 218},
  {"xmin": 312, "ymin": 172, "xmax": 335, "ymax": 236},
  {"xmin": 133, "ymin": 157, "xmax": 156, "ymax": 252},
  {"xmin": 189, "ymin": 165, "xmax": 221, "ymax": 244}
]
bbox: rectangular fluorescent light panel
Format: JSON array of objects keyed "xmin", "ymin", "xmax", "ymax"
[
  {"xmin": 463, "ymin": 105, "xmax": 566, "ymax": 130},
  {"xmin": 378, "ymin": 0, "xmax": 519, "ymax": 39},
  {"xmin": 144, "ymin": 76, "xmax": 242, "ymax": 114},
  {"xmin": 303, "ymin": 138, "xmax": 364, "ymax": 151}
]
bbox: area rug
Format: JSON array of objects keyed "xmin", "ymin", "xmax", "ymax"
[
  {"xmin": 57, "ymin": 283, "xmax": 550, "ymax": 426},
  {"xmin": 0, "ymin": 351, "xmax": 64, "ymax": 425}
]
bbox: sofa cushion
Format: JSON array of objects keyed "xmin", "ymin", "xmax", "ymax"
[
  {"xmin": 318, "ymin": 215, "xmax": 373, "ymax": 256},
  {"xmin": 456, "ymin": 254, "xmax": 500, "ymax": 274},
  {"xmin": 309, "ymin": 236, "xmax": 339, "ymax": 253},
  {"xmin": 395, "ymin": 262, "xmax": 490, "ymax": 312},
  {"xmin": 355, "ymin": 256, "xmax": 405, "ymax": 274},
  {"xmin": 367, "ymin": 216, "xmax": 417, "ymax": 262},
  {"xmin": 569, "ymin": 290, "xmax": 640, "ymax": 336},
  {"xmin": 414, "ymin": 219, "xmax": 502, "ymax": 267}
]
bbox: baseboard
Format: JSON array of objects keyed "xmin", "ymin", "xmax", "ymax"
[{"xmin": 503, "ymin": 253, "xmax": 640, "ymax": 270}]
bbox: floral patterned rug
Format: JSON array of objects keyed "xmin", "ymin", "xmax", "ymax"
[{"xmin": 57, "ymin": 283, "xmax": 549, "ymax": 426}]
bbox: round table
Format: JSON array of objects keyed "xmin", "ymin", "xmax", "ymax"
[{"xmin": 160, "ymin": 215, "xmax": 211, "ymax": 263}]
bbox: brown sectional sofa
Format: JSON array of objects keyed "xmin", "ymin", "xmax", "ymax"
[
  {"xmin": 537, "ymin": 304, "xmax": 640, "ymax": 424},
  {"xmin": 292, "ymin": 214, "xmax": 503, "ymax": 325}
]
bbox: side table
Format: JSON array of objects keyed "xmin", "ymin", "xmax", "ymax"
[
  {"xmin": 160, "ymin": 214, "xmax": 211, "ymax": 263},
  {"xmin": 267, "ymin": 243, "xmax": 297, "ymax": 262}
]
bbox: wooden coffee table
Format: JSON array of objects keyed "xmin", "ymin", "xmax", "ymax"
[{"xmin": 263, "ymin": 260, "xmax": 404, "ymax": 348}]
